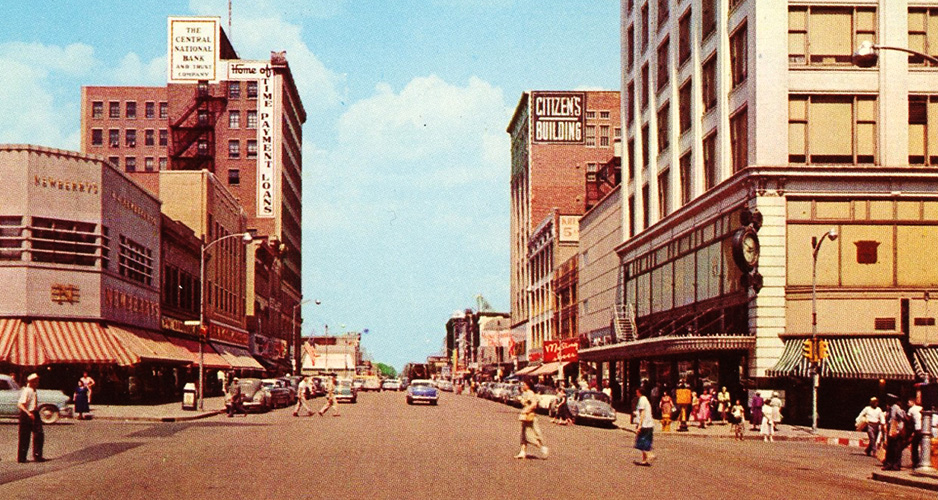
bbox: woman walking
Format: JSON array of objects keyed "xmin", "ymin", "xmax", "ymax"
[
  {"xmin": 553, "ymin": 386, "xmax": 573, "ymax": 425},
  {"xmin": 697, "ymin": 389, "xmax": 712, "ymax": 428},
  {"xmin": 730, "ymin": 399, "xmax": 746, "ymax": 440},
  {"xmin": 516, "ymin": 379, "xmax": 548, "ymax": 459},
  {"xmin": 74, "ymin": 379, "xmax": 91, "ymax": 420},
  {"xmin": 659, "ymin": 392, "xmax": 674, "ymax": 432}
]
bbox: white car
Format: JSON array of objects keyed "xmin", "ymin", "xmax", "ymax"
[
  {"xmin": 381, "ymin": 379, "xmax": 403, "ymax": 391},
  {"xmin": 436, "ymin": 380, "xmax": 454, "ymax": 392}
]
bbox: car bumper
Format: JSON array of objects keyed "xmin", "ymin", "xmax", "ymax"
[
  {"xmin": 408, "ymin": 395, "xmax": 438, "ymax": 402},
  {"xmin": 59, "ymin": 406, "xmax": 74, "ymax": 419}
]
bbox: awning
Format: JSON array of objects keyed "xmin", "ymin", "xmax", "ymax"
[
  {"xmin": 529, "ymin": 361, "xmax": 569, "ymax": 377},
  {"xmin": 514, "ymin": 365, "xmax": 539, "ymax": 376},
  {"xmin": 579, "ymin": 334, "xmax": 756, "ymax": 362},
  {"xmin": 3, "ymin": 320, "xmax": 136, "ymax": 366},
  {"xmin": 767, "ymin": 337, "xmax": 915, "ymax": 381},
  {"xmin": 108, "ymin": 327, "xmax": 193, "ymax": 364},
  {"xmin": 0, "ymin": 318, "xmax": 25, "ymax": 361},
  {"xmin": 211, "ymin": 342, "xmax": 264, "ymax": 370},
  {"xmin": 166, "ymin": 337, "xmax": 230, "ymax": 369},
  {"xmin": 913, "ymin": 346, "xmax": 938, "ymax": 378}
]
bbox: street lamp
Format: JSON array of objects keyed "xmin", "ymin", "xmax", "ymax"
[
  {"xmin": 811, "ymin": 227, "xmax": 838, "ymax": 434},
  {"xmin": 853, "ymin": 40, "xmax": 938, "ymax": 67},
  {"xmin": 198, "ymin": 231, "xmax": 253, "ymax": 410}
]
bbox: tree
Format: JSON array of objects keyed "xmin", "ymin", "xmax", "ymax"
[{"xmin": 375, "ymin": 363, "xmax": 397, "ymax": 378}]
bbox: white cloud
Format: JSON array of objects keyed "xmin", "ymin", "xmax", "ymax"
[{"xmin": 110, "ymin": 53, "xmax": 167, "ymax": 86}]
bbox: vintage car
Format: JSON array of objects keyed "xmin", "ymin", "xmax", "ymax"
[
  {"xmin": 381, "ymin": 378, "xmax": 403, "ymax": 391},
  {"xmin": 0, "ymin": 375, "xmax": 72, "ymax": 424},
  {"xmin": 232, "ymin": 378, "xmax": 272, "ymax": 413},
  {"xmin": 261, "ymin": 378, "xmax": 294, "ymax": 408},
  {"xmin": 361, "ymin": 377, "xmax": 382, "ymax": 392},
  {"xmin": 335, "ymin": 379, "xmax": 357, "ymax": 404},
  {"xmin": 405, "ymin": 379, "xmax": 438, "ymax": 405},
  {"xmin": 568, "ymin": 390, "xmax": 617, "ymax": 426},
  {"xmin": 533, "ymin": 384, "xmax": 559, "ymax": 413}
]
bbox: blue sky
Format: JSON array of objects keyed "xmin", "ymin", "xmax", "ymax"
[{"xmin": 0, "ymin": 0, "xmax": 619, "ymax": 370}]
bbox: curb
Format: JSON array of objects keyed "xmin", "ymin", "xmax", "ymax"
[
  {"xmin": 871, "ymin": 472, "xmax": 938, "ymax": 492},
  {"xmin": 617, "ymin": 424, "xmax": 867, "ymax": 448},
  {"xmin": 89, "ymin": 409, "xmax": 225, "ymax": 423}
]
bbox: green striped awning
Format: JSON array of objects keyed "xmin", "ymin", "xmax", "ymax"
[
  {"xmin": 766, "ymin": 337, "xmax": 915, "ymax": 381},
  {"xmin": 914, "ymin": 346, "xmax": 938, "ymax": 378}
]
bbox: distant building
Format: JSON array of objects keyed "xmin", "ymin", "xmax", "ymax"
[{"xmin": 301, "ymin": 332, "xmax": 361, "ymax": 379}]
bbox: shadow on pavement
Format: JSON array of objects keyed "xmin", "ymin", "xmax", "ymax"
[
  {"xmin": 0, "ymin": 442, "xmax": 145, "ymax": 486},
  {"xmin": 126, "ymin": 421, "xmax": 269, "ymax": 438}
]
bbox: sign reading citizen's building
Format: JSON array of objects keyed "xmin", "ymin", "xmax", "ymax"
[
  {"xmin": 167, "ymin": 16, "xmax": 220, "ymax": 83},
  {"xmin": 531, "ymin": 91, "xmax": 586, "ymax": 144}
]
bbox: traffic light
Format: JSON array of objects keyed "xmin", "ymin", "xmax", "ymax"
[
  {"xmin": 802, "ymin": 339, "xmax": 815, "ymax": 361},
  {"xmin": 817, "ymin": 339, "xmax": 829, "ymax": 361}
]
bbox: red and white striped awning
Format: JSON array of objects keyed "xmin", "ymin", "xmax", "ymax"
[
  {"xmin": 0, "ymin": 318, "xmax": 25, "ymax": 361},
  {"xmin": 167, "ymin": 336, "xmax": 231, "ymax": 369},
  {"xmin": 2, "ymin": 320, "xmax": 136, "ymax": 367}
]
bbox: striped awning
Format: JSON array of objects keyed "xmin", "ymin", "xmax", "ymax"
[
  {"xmin": 211, "ymin": 342, "xmax": 264, "ymax": 370},
  {"xmin": 514, "ymin": 364, "xmax": 539, "ymax": 376},
  {"xmin": 4, "ymin": 320, "xmax": 136, "ymax": 366},
  {"xmin": 529, "ymin": 362, "xmax": 569, "ymax": 377},
  {"xmin": 166, "ymin": 337, "xmax": 230, "ymax": 369},
  {"xmin": 914, "ymin": 346, "xmax": 938, "ymax": 378},
  {"xmin": 108, "ymin": 327, "xmax": 193, "ymax": 364},
  {"xmin": 0, "ymin": 319, "xmax": 25, "ymax": 361},
  {"xmin": 767, "ymin": 337, "xmax": 915, "ymax": 381}
]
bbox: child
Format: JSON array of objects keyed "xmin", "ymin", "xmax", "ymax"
[{"xmin": 730, "ymin": 399, "xmax": 745, "ymax": 440}]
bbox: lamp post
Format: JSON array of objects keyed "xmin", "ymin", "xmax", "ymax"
[
  {"xmin": 853, "ymin": 40, "xmax": 938, "ymax": 67},
  {"xmin": 198, "ymin": 231, "xmax": 253, "ymax": 410},
  {"xmin": 811, "ymin": 227, "xmax": 838, "ymax": 434}
]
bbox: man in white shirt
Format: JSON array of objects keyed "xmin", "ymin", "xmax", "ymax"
[
  {"xmin": 293, "ymin": 377, "xmax": 314, "ymax": 417},
  {"xmin": 907, "ymin": 396, "xmax": 923, "ymax": 468},
  {"xmin": 857, "ymin": 397, "xmax": 885, "ymax": 456},
  {"xmin": 633, "ymin": 387, "xmax": 656, "ymax": 466},
  {"xmin": 17, "ymin": 373, "xmax": 44, "ymax": 463}
]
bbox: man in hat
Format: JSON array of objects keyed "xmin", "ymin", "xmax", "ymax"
[
  {"xmin": 882, "ymin": 394, "xmax": 907, "ymax": 471},
  {"xmin": 17, "ymin": 373, "xmax": 44, "ymax": 463},
  {"xmin": 856, "ymin": 396, "xmax": 885, "ymax": 456},
  {"xmin": 226, "ymin": 377, "xmax": 245, "ymax": 417}
]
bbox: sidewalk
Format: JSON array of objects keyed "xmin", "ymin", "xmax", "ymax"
[{"xmin": 79, "ymin": 396, "xmax": 227, "ymax": 422}]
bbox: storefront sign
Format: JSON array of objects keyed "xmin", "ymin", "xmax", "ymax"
[
  {"xmin": 110, "ymin": 192, "xmax": 158, "ymax": 226},
  {"xmin": 51, "ymin": 284, "xmax": 80, "ymax": 304},
  {"xmin": 531, "ymin": 91, "xmax": 586, "ymax": 144},
  {"xmin": 209, "ymin": 323, "xmax": 249, "ymax": 347},
  {"xmin": 528, "ymin": 348, "xmax": 543, "ymax": 362},
  {"xmin": 161, "ymin": 316, "xmax": 197, "ymax": 335},
  {"xmin": 103, "ymin": 287, "xmax": 159, "ymax": 320},
  {"xmin": 544, "ymin": 340, "xmax": 559, "ymax": 362},
  {"xmin": 559, "ymin": 338, "xmax": 579, "ymax": 362},
  {"xmin": 559, "ymin": 216, "xmax": 580, "ymax": 242},
  {"xmin": 34, "ymin": 175, "xmax": 98, "ymax": 195},
  {"xmin": 167, "ymin": 17, "xmax": 220, "ymax": 83}
]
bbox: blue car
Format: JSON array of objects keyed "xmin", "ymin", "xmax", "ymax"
[{"xmin": 406, "ymin": 379, "xmax": 439, "ymax": 405}]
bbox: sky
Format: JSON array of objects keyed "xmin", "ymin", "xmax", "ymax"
[{"xmin": 0, "ymin": 0, "xmax": 620, "ymax": 371}]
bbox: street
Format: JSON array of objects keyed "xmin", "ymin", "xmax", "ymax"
[{"xmin": 0, "ymin": 391, "xmax": 931, "ymax": 500}]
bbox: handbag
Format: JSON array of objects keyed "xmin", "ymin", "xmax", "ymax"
[
  {"xmin": 888, "ymin": 418, "xmax": 902, "ymax": 438},
  {"xmin": 875, "ymin": 446, "xmax": 887, "ymax": 462}
]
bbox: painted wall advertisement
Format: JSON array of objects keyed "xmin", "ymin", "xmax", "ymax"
[
  {"xmin": 531, "ymin": 91, "xmax": 586, "ymax": 144},
  {"xmin": 167, "ymin": 17, "xmax": 220, "ymax": 83}
]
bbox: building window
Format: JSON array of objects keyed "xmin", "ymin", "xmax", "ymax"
[
  {"xmin": 909, "ymin": 95, "xmax": 938, "ymax": 165},
  {"xmin": 108, "ymin": 129, "xmax": 120, "ymax": 148},
  {"xmin": 657, "ymin": 38, "xmax": 670, "ymax": 90},
  {"xmin": 641, "ymin": 3, "xmax": 649, "ymax": 52},
  {"xmin": 641, "ymin": 123, "xmax": 650, "ymax": 170},
  {"xmin": 91, "ymin": 129, "xmax": 103, "ymax": 146},
  {"xmin": 118, "ymin": 235, "xmax": 153, "ymax": 285},
  {"xmin": 658, "ymin": 169, "xmax": 671, "ymax": 218},
  {"xmin": 197, "ymin": 109, "xmax": 209, "ymax": 127},
  {"xmin": 228, "ymin": 169, "xmax": 240, "ymax": 185},
  {"xmin": 641, "ymin": 63, "xmax": 650, "ymax": 111},
  {"xmin": 125, "ymin": 129, "xmax": 136, "ymax": 148},
  {"xmin": 642, "ymin": 184, "xmax": 650, "ymax": 229},
  {"xmin": 228, "ymin": 140, "xmax": 240, "ymax": 159},
  {"xmin": 126, "ymin": 101, "xmax": 136, "ymax": 119},
  {"xmin": 628, "ymin": 139, "xmax": 636, "ymax": 180},
  {"xmin": 627, "ymin": 81, "xmax": 635, "ymax": 127},
  {"xmin": 0, "ymin": 216, "xmax": 24, "ymax": 261},
  {"xmin": 657, "ymin": 102, "xmax": 670, "ymax": 153},
  {"xmin": 628, "ymin": 196, "xmax": 636, "ymax": 237},
  {"xmin": 701, "ymin": 0, "xmax": 716, "ymax": 40},
  {"xmin": 197, "ymin": 139, "xmax": 209, "ymax": 156},
  {"xmin": 159, "ymin": 157, "xmax": 167, "ymax": 170},
  {"xmin": 108, "ymin": 156, "xmax": 119, "ymax": 167},
  {"xmin": 247, "ymin": 110, "xmax": 257, "ymax": 129},
  {"xmin": 92, "ymin": 101, "xmax": 104, "ymax": 119},
  {"xmin": 228, "ymin": 82, "xmax": 241, "ymax": 99},
  {"xmin": 702, "ymin": 55, "xmax": 717, "ymax": 112},
  {"xmin": 600, "ymin": 111, "xmax": 611, "ymax": 119},
  {"xmin": 125, "ymin": 157, "xmax": 136, "ymax": 172},
  {"xmin": 109, "ymin": 101, "xmax": 120, "ymax": 119},
  {"xmin": 789, "ymin": 7, "xmax": 876, "ymax": 66},
  {"xmin": 679, "ymin": 80, "xmax": 692, "ymax": 134},
  {"xmin": 614, "ymin": 127, "xmax": 622, "ymax": 140},
  {"xmin": 247, "ymin": 139, "xmax": 258, "ymax": 158},
  {"xmin": 30, "ymin": 217, "xmax": 98, "ymax": 267},
  {"xmin": 703, "ymin": 132, "xmax": 717, "ymax": 190},
  {"xmin": 247, "ymin": 81, "xmax": 258, "ymax": 98},
  {"xmin": 909, "ymin": 8, "xmax": 938, "ymax": 65},
  {"xmin": 679, "ymin": 152, "xmax": 692, "ymax": 205},
  {"xmin": 600, "ymin": 125, "xmax": 610, "ymax": 147},
  {"xmin": 730, "ymin": 22, "xmax": 748, "ymax": 88},
  {"xmin": 229, "ymin": 110, "xmax": 240, "ymax": 129},
  {"xmin": 730, "ymin": 106, "xmax": 748, "ymax": 173},
  {"xmin": 658, "ymin": 0, "xmax": 669, "ymax": 29},
  {"xmin": 788, "ymin": 95, "xmax": 877, "ymax": 165},
  {"xmin": 145, "ymin": 101, "xmax": 155, "ymax": 119},
  {"xmin": 159, "ymin": 102, "xmax": 168, "ymax": 119},
  {"xmin": 585, "ymin": 125, "xmax": 596, "ymax": 147},
  {"xmin": 159, "ymin": 129, "xmax": 168, "ymax": 146},
  {"xmin": 586, "ymin": 162, "xmax": 598, "ymax": 182},
  {"xmin": 144, "ymin": 157, "xmax": 155, "ymax": 172},
  {"xmin": 587, "ymin": 110, "xmax": 596, "ymax": 119},
  {"xmin": 145, "ymin": 129, "xmax": 154, "ymax": 146},
  {"xmin": 627, "ymin": 24, "xmax": 635, "ymax": 70},
  {"xmin": 679, "ymin": 9, "xmax": 691, "ymax": 65}
]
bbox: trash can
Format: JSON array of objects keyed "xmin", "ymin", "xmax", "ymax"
[{"xmin": 182, "ymin": 382, "xmax": 197, "ymax": 411}]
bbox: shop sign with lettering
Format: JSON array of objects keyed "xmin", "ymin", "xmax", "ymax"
[
  {"xmin": 167, "ymin": 17, "xmax": 220, "ymax": 83},
  {"xmin": 531, "ymin": 91, "xmax": 586, "ymax": 144}
]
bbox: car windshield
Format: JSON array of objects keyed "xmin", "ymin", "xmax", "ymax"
[
  {"xmin": 579, "ymin": 391, "xmax": 610, "ymax": 403},
  {"xmin": 411, "ymin": 381, "xmax": 432, "ymax": 388}
]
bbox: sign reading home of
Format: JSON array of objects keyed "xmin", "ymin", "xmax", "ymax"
[
  {"xmin": 167, "ymin": 17, "xmax": 220, "ymax": 83},
  {"xmin": 531, "ymin": 91, "xmax": 586, "ymax": 144}
]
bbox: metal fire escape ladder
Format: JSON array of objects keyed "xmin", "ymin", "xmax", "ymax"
[
  {"xmin": 613, "ymin": 303, "xmax": 637, "ymax": 342},
  {"xmin": 169, "ymin": 82, "xmax": 228, "ymax": 172}
]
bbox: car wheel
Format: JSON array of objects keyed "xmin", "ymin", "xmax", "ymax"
[
  {"xmin": 431, "ymin": 400, "xmax": 437, "ymax": 406},
  {"xmin": 39, "ymin": 405, "xmax": 60, "ymax": 424},
  {"xmin": 406, "ymin": 398, "xmax": 413, "ymax": 405}
]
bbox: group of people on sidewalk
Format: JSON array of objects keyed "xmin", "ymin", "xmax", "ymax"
[{"xmin": 856, "ymin": 394, "xmax": 930, "ymax": 471}]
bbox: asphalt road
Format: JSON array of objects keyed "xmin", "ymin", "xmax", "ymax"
[{"xmin": 0, "ymin": 391, "xmax": 931, "ymax": 500}]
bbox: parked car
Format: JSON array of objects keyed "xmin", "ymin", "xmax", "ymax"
[
  {"xmin": 311, "ymin": 376, "xmax": 328, "ymax": 397},
  {"xmin": 502, "ymin": 383, "xmax": 523, "ymax": 407},
  {"xmin": 261, "ymin": 378, "xmax": 293, "ymax": 408},
  {"xmin": 352, "ymin": 377, "xmax": 365, "ymax": 392},
  {"xmin": 436, "ymin": 380, "xmax": 454, "ymax": 392},
  {"xmin": 533, "ymin": 384, "xmax": 558, "ymax": 413},
  {"xmin": 0, "ymin": 375, "xmax": 72, "ymax": 424},
  {"xmin": 568, "ymin": 390, "xmax": 617, "ymax": 426},
  {"xmin": 335, "ymin": 379, "xmax": 357, "ymax": 403},
  {"xmin": 406, "ymin": 379, "xmax": 439, "ymax": 405},
  {"xmin": 381, "ymin": 378, "xmax": 403, "ymax": 391},
  {"xmin": 278, "ymin": 376, "xmax": 299, "ymax": 404},
  {"xmin": 233, "ymin": 378, "xmax": 271, "ymax": 413},
  {"xmin": 362, "ymin": 377, "xmax": 382, "ymax": 392}
]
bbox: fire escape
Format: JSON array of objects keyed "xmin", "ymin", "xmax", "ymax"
[{"xmin": 170, "ymin": 81, "xmax": 228, "ymax": 172}]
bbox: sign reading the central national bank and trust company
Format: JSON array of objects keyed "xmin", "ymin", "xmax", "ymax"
[
  {"xmin": 531, "ymin": 91, "xmax": 586, "ymax": 144},
  {"xmin": 167, "ymin": 16, "xmax": 220, "ymax": 83}
]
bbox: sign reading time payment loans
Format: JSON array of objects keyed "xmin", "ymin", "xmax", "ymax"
[
  {"xmin": 167, "ymin": 17, "xmax": 220, "ymax": 83},
  {"xmin": 531, "ymin": 91, "xmax": 586, "ymax": 144}
]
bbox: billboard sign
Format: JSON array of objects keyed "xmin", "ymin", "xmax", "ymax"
[
  {"xmin": 559, "ymin": 338, "xmax": 579, "ymax": 362},
  {"xmin": 167, "ymin": 17, "xmax": 221, "ymax": 83},
  {"xmin": 543, "ymin": 340, "xmax": 559, "ymax": 362},
  {"xmin": 531, "ymin": 91, "xmax": 586, "ymax": 144}
]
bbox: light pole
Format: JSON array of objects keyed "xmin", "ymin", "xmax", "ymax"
[
  {"xmin": 811, "ymin": 227, "xmax": 838, "ymax": 434},
  {"xmin": 198, "ymin": 231, "xmax": 253, "ymax": 410},
  {"xmin": 853, "ymin": 40, "xmax": 938, "ymax": 67}
]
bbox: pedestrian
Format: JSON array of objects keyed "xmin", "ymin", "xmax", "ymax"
[
  {"xmin": 553, "ymin": 386, "xmax": 573, "ymax": 425},
  {"xmin": 73, "ymin": 379, "xmax": 91, "ymax": 420},
  {"xmin": 730, "ymin": 399, "xmax": 745, "ymax": 440},
  {"xmin": 515, "ymin": 379, "xmax": 548, "ymax": 459},
  {"xmin": 769, "ymin": 391, "xmax": 783, "ymax": 428},
  {"xmin": 856, "ymin": 396, "xmax": 885, "ymax": 456},
  {"xmin": 697, "ymin": 389, "xmax": 712, "ymax": 428},
  {"xmin": 601, "ymin": 380, "xmax": 612, "ymax": 398},
  {"xmin": 80, "ymin": 371, "xmax": 95, "ymax": 404},
  {"xmin": 17, "ymin": 373, "xmax": 44, "ymax": 463},
  {"xmin": 659, "ymin": 392, "xmax": 674, "ymax": 432},
  {"xmin": 761, "ymin": 400, "xmax": 775, "ymax": 442},
  {"xmin": 293, "ymin": 376, "xmax": 314, "ymax": 417},
  {"xmin": 750, "ymin": 391, "xmax": 764, "ymax": 431},
  {"xmin": 717, "ymin": 386, "xmax": 731, "ymax": 423},
  {"xmin": 907, "ymin": 396, "xmax": 923, "ymax": 469},
  {"xmin": 318, "ymin": 375, "xmax": 340, "ymax": 417},
  {"xmin": 882, "ymin": 394, "xmax": 906, "ymax": 471},
  {"xmin": 689, "ymin": 391, "xmax": 698, "ymax": 423},
  {"xmin": 226, "ymin": 377, "xmax": 246, "ymax": 417},
  {"xmin": 633, "ymin": 387, "xmax": 656, "ymax": 466}
]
